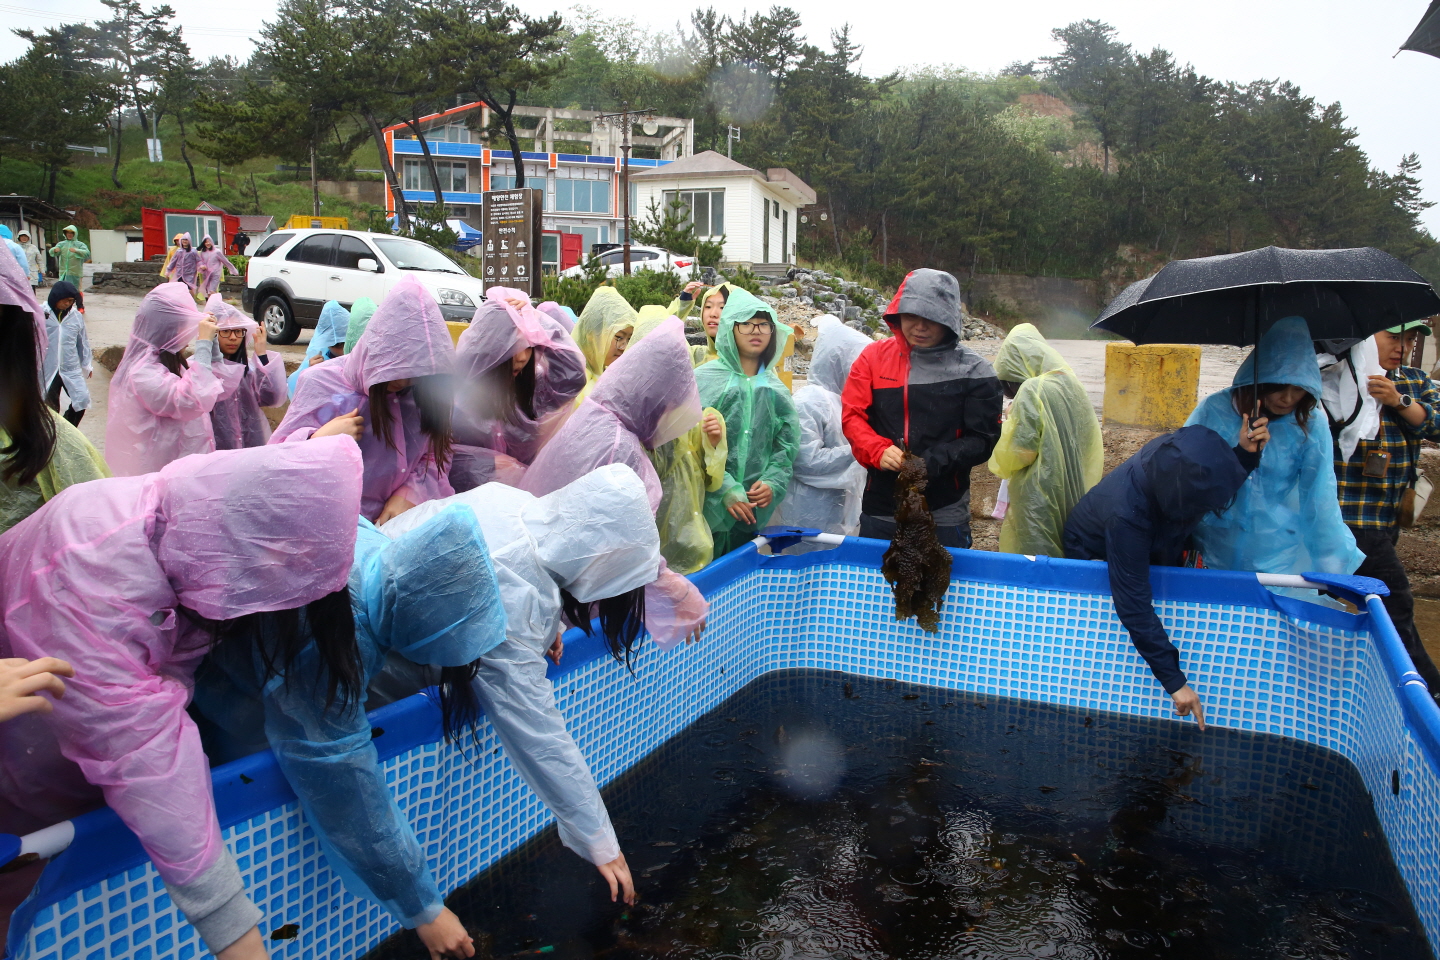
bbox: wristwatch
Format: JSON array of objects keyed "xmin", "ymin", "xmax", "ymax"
[{"xmin": 1399, "ymin": 394, "xmax": 1414, "ymax": 409}]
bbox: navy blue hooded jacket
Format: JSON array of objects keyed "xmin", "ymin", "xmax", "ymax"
[{"xmin": 1062, "ymin": 425, "xmax": 1260, "ymax": 693}]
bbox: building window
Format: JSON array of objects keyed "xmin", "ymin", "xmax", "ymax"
[
  {"xmin": 403, "ymin": 159, "xmax": 466, "ymax": 193},
  {"xmin": 555, "ymin": 178, "xmax": 612, "ymax": 214},
  {"xmin": 662, "ymin": 189, "xmax": 724, "ymax": 237}
]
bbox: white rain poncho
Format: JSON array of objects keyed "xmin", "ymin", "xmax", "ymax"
[
  {"xmin": 1186, "ymin": 315, "xmax": 1363, "ymax": 576},
  {"xmin": 772, "ymin": 316, "xmax": 869, "ymax": 535},
  {"xmin": 193, "ymin": 505, "xmax": 507, "ymax": 928},
  {"xmin": 987, "ymin": 323, "xmax": 1103, "ymax": 556},
  {"xmin": 381, "ymin": 463, "xmax": 661, "ymax": 866},
  {"xmin": 1318, "ymin": 336, "xmax": 1384, "ymax": 462},
  {"xmin": 41, "ymin": 282, "xmax": 92, "ymax": 411}
]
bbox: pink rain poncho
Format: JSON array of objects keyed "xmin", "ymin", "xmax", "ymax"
[
  {"xmin": 0, "ymin": 228, "xmax": 46, "ymax": 364},
  {"xmin": 105, "ymin": 282, "xmax": 225, "ymax": 476},
  {"xmin": 206, "ymin": 294, "xmax": 287, "ymax": 449},
  {"xmin": 195, "ymin": 237, "xmax": 239, "ymax": 299},
  {"xmin": 521, "ymin": 316, "xmax": 708, "ymax": 649},
  {"xmin": 272, "ymin": 275, "xmax": 456, "ymax": 521},
  {"xmin": 165, "ymin": 234, "xmax": 199, "ymax": 289},
  {"xmin": 451, "ymin": 286, "xmax": 587, "ymax": 490},
  {"xmin": 0, "ymin": 438, "xmax": 362, "ymax": 953}
]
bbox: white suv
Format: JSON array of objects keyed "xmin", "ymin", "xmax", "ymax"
[
  {"xmin": 243, "ymin": 229, "xmax": 490, "ymax": 343},
  {"xmin": 558, "ymin": 245, "xmax": 696, "ymax": 279}
]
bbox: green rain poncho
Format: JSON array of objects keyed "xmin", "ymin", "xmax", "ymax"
[
  {"xmin": 52, "ymin": 227, "xmax": 89, "ymax": 286},
  {"xmin": 987, "ymin": 323, "xmax": 1102, "ymax": 556},
  {"xmin": 696, "ymin": 287, "xmax": 799, "ymax": 555},
  {"xmin": 633, "ymin": 305, "xmax": 728, "ymax": 573},
  {"xmin": 343, "ymin": 297, "xmax": 378, "ymax": 354},
  {"xmin": 573, "ymin": 285, "xmax": 638, "ymax": 400},
  {"xmin": 0, "ymin": 412, "xmax": 112, "ymax": 533}
]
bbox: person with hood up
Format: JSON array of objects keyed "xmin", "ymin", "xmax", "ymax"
[
  {"xmin": 537, "ymin": 300, "xmax": 576, "ymax": 334},
  {"xmin": 15, "ymin": 231, "xmax": 43, "ymax": 289},
  {"xmin": 1063, "ymin": 421, "xmax": 1270, "ymax": 730},
  {"xmin": 40, "ymin": 281, "xmax": 93, "ymax": 426},
  {"xmin": 272, "ymin": 275, "xmax": 456, "ymax": 525},
  {"xmin": 160, "ymin": 231, "xmax": 185, "ymax": 279},
  {"xmin": 0, "ymin": 226, "xmax": 26, "ymax": 277},
  {"xmin": 343, "ymin": 296, "xmax": 379, "ymax": 354},
  {"xmin": 773, "ymin": 316, "xmax": 871, "ymax": 537},
  {"xmin": 450, "ymin": 287, "xmax": 587, "ymax": 491},
  {"xmin": 105, "ymin": 282, "xmax": 226, "ymax": 476},
  {"xmin": 842, "ymin": 269, "xmax": 1001, "ymax": 548},
  {"xmin": 382, "ymin": 463, "xmax": 667, "ymax": 910},
  {"xmin": 288, "ymin": 299, "xmax": 349, "ymax": 398},
  {"xmin": 521, "ymin": 317, "xmax": 710, "ymax": 648},
  {"xmin": 0, "ymin": 438, "xmax": 364, "ymax": 960},
  {"xmin": 193, "ymin": 504, "xmax": 507, "ymax": 960},
  {"xmin": 628, "ymin": 305, "xmax": 727, "ymax": 573},
  {"xmin": 50, "ymin": 226, "xmax": 88, "ymax": 288},
  {"xmin": 988, "ymin": 323, "xmax": 1103, "ymax": 557},
  {"xmin": 205, "ymin": 294, "xmax": 287, "ymax": 449},
  {"xmin": 165, "ymin": 232, "xmax": 199, "ymax": 291},
  {"xmin": 573, "ymin": 285, "xmax": 638, "ymax": 398},
  {"xmin": 697, "ymin": 287, "xmax": 799, "ymax": 554},
  {"xmin": 670, "ymin": 280, "xmax": 734, "ymax": 366},
  {"xmin": 195, "ymin": 235, "xmax": 240, "ymax": 301},
  {"xmin": 1186, "ymin": 316, "xmax": 1362, "ymax": 579},
  {"xmin": 0, "ymin": 250, "xmax": 108, "ymax": 533}
]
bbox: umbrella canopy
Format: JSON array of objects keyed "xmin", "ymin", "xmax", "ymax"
[
  {"xmin": 1402, "ymin": 0, "xmax": 1440, "ymax": 59},
  {"xmin": 1092, "ymin": 246, "xmax": 1440, "ymax": 346}
]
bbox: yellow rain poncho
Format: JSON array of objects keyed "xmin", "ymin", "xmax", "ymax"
[
  {"xmin": 633, "ymin": 305, "xmax": 728, "ymax": 573},
  {"xmin": 987, "ymin": 323, "xmax": 1102, "ymax": 556},
  {"xmin": 0, "ymin": 412, "xmax": 112, "ymax": 533},
  {"xmin": 697, "ymin": 287, "xmax": 800, "ymax": 555},
  {"xmin": 573, "ymin": 285, "xmax": 638, "ymax": 401}
]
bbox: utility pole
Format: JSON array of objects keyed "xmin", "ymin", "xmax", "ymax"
[
  {"xmin": 727, "ymin": 125, "xmax": 741, "ymax": 159},
  {"xmin": 310, "ymin": 141, "xmax": 320, "ymax": 217},
  {"xmin": 596, "ymin": 102, "xmax": 655, "ymax": 277}
]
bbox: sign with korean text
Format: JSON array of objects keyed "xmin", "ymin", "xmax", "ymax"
[{"xmin": 481, "ymin": 188, "xmax": 542, "ymax": 297}]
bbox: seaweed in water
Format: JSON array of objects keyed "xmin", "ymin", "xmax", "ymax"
[{"xmin": 881, "ymin": 453, "xmax": 952, "ymax": 633}]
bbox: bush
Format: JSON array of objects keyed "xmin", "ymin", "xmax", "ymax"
[
  {"xmin": 542, "ymin": 256, "xmax": 610, "ymax": 312},
  {"xmin": 632, "ymin": 197, "xmax": 726, "ymax": 266},
  {"xmin": 720, "ymin": 265, "xmax": 763, "ymax": 295},
  {"xmin": 227, "ymin": 254, "xmax": 248, "ymax": 275}
]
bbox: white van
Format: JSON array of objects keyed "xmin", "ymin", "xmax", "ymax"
[{"xmin": 242, "ymin": 228, "xmax": 489, "ymax": 343}]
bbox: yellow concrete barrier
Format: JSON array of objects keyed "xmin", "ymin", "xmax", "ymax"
[
  {"xmin": 1103, "ymin": 342, "xmax": 1200, "ymax": 431},
  {"xmin": 445, "ymin": 320, "xmax": 468, "ymax": 346}
]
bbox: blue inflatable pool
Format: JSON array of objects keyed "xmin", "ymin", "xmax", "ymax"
[{"xmin": 8, "ymin": 533, "xmax": 1440, "ymax": 959}]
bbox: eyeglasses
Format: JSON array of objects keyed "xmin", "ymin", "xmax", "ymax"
[{"xmin": 736, "ymin": 321, "xmax": 773, "ymax": 334}]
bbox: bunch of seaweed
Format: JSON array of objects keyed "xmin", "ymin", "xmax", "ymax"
[{"xmin": 881, "ymin": 453, "xmax": 952, "ymax": 633}]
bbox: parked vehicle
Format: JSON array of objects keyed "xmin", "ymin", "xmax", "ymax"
[
  {"xmin": 559, "ymin": 245, "xmax": 696, "ymax": 280},
  {"xmin": 242, "ymin": 229, "xmax": 488, "ymax": 343}
]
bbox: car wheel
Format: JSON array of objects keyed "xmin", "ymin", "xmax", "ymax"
[{"xmin": 259, "ymin": 295, "xmax": 300, "ymax": 344}]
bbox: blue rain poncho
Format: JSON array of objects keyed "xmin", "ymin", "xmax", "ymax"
[
  {"xmin": 696, "ymin": 287, "xmax": 800, "ymax": 554},
  {"xmin": 193, "ymin": 504, "xmax": 507, "ymax": 928},
  {"xmin": 288, "ymin": 299, "xmax": 349, "ymax": 397},
  {"xmin": 988, "ymin": 323, "xmax": 1103, "ymax": 556},
  {"xmin": 1186, "ymin": 315, "xmax": 1363, "ymax": 577},
  {"xmin": 772, "ymin": 316, "xmax": 869, "ymax": 535}
]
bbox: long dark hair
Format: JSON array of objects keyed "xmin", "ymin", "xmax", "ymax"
[
  {"xmin": 1232, "ymin": 383, "xmax": 1315, "ymax": 433},
  {"xmin": 158, "ymin": 350, "xmax": 190, "ymax": 376},
  {"xmin": 481, "ymin": 352, "xmax": 537, "ymax": 426},
  {"xmin": 437, "ymin": 660, "xmax": 484, "ymax": 746},
  {"xmin": 186, "ymin": 587, "xmax": 363, "ymax": 711},
  {"xmin": 368, "ymin": 374, "xmax": 454, "ymax": 471},
  {"xmin": 1, "ymin": 305, "xmax": 57, "ymax": 486},
  {"xmin": 560, "ymin": 586, "xmax": 647, "ymax": 673}
]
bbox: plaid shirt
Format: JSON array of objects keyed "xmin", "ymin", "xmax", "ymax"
[{"xmin": 1334, "ymin": 365, "xmax": 1440, "ymax": 529}]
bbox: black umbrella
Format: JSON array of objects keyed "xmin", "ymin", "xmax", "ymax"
[
  {"xmin": 1092, "ymin": 246, "xmax": 1440, "ymax": 346},
  {"xmin": 1401, "ymin": 0, "xmax": 1440, "ymax": 59}
]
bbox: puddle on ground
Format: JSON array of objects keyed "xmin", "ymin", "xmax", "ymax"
[{"xmin": 366, "ymin": 670, "xmax": 1429, "ymax": 960}]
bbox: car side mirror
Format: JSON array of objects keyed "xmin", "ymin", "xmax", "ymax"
[{"xmin": 357, "ymin": 258, "xmax": 379, "ymax": 273}]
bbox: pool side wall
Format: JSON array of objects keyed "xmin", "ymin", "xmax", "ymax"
[{"xmin": 8, "ymin": 541, "xmax": 1440, "ymax": 960}]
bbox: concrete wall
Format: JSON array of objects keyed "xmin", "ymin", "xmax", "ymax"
[
  {"xmin": 317, "ymin": 179, "xmax": 387, "ymax": 206},
  {"xmin": 967, "ymin": 274, "xmax": 1102, "ymax": 339}
]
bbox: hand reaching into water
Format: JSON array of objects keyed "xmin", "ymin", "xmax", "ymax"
[
  {"xmin": 597, "ymin": 853, "xmax": 636, "ymax": 905},
  {"xmin": 416, "ymin": 908, "xmax": 475, "ymax": 960},
  {"xmin": 1170, "ymin": 684, "xmax": 1206, "ymax": 731}
]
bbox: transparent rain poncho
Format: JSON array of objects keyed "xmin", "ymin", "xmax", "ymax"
[
  {"xmin": 51, "ymin": 226, "xmax": 89, "ymax": 285},
  {"xmin": 632, "ymin": 306, "xmax": 728, "ymax": 573},
  {"xmin": 573, "ymin": 285, "xmax": 638, "ymax": 397},
  {"xmin": 674, "ymin": 281, "xmax": 737, "ymax": 366},
  {"xmin": 272, "ymin": 276, "xmax": 456, "ymax": 521},
  {"xmin": 450, "ymin": 287, "xmax": 587, "ymax": 491},
  {"xmin": 1186, "ymin": 315, "xmax": 1363, "ymax": 576},
  {"xmin": 206, "ymin": 294, "xmax": 287, "ymax": 449},
  {"xmin": 105, "ymin": 282, "xmax": 225, "ymax": 476},
  {"xmin": 0, "ymin": 253, "xmax": 108, "ymax": 532},
  {"xmin": 520, "ymin": 316, "xmax": 708, "ymax": 647},
  {"xmin": 344, "ymin": 297, "xmax": 379, "ymax": 354},
  {"xmin": 193, "ymin": 504, "xmax": 506, "ymax": 928},
  {"xmin": 42, "ymin": 282, "xmax": 93, "ymax": 412},
  {"xmin": 772, "ymin": 316, "xmax": 869, "ymax": 535},
  {"xmin": 194, "ymin": 236, "xmax": 238, "ymax": 299},
  {"xmin": 988, "ymin": 323, "xmax": 1104, "ymax": 557},
  {"xmin": 288, "ymin": 299, "xmax": 349, "ymax": 398},
  {"xmin": 0, "ymin": 439, "xmax": 361, "ymax": 943},
  {"xmin": 381, "ymin": 464, "xmax": 661, "ymax": 867},
  {"xmin": 537, "ymin": 300, "xmax": 576, "ymax": 334},
  {"xmin": 165, "ymin": 234, "xmax": 198, "ymax": 289},
  {"xmin": 697, "ymin": 287, "xmax": 800, "ymax": 555}
]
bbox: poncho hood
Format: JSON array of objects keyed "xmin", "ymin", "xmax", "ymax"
[
  {"xmin": 455, "ymin": 287, "xmax": 568, "ymax": 380},
  {"xmin": 713, "ymin": 287, "xmax": 790, "ymax": 375},
  {"xmin": 343, "ymin": 275, "xmax": 454, "ymax": 391},
  {"xmin": 807, "ymin": 316, "xmax": 871, "ymax": 394},
  {"xmin": 590, "ymin": 315, "xmax": 701, "ymax": 448},
  {"xmin": 344, "ymin": 297, "xmax": 378, "ymax": 354},
  {"xmin": 1231, "ymin": 315, "xmax": 1322, "ymax": 400},
  {"xmin": 205, "ymin": 292, "xmax": 256, "ymax": 332},
  {"xmin": 0, "ymin": 238, "xmax": 45, "ymax": 358},
  {"xmin": 574, "ymin": 286, "xmax": 637, "ymax": 379},
  {"xmin": 131, "ymin": 282, "xmax": 205, "ymax": 353},
  {"xmin": 994, "ymin": 322, "xmax": 1072, "ymax": 383}
]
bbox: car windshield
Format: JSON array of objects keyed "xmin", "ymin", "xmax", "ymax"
[{"xmin": 371, "ymin": 237, "xmax": 465, "ymax": 275}]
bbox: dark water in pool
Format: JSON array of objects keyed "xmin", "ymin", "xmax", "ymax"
[{"xmin": 369, "ymin": 670, "xmax": 1431, "ymax": 960}]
